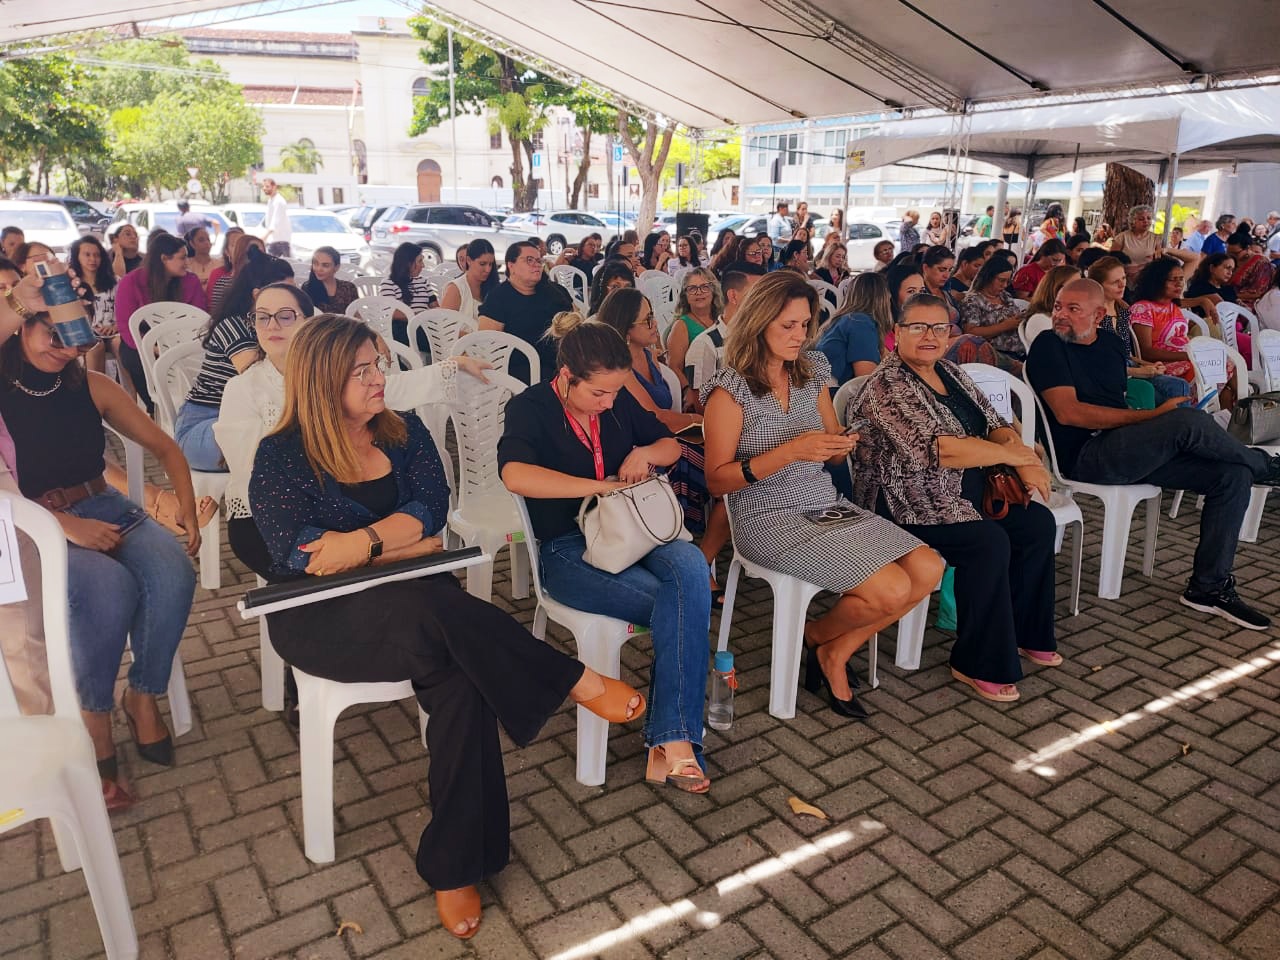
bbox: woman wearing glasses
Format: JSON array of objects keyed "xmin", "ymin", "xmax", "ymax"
[
  {"xmin": 849, "ymin": 293, "xmax": 1059, "ymax": 704},
  {"xmin": 664, "ymin": 268, "xmax": 721, "ymax": 412},
  {"xmin": 0, "ymin": 282, "xmax": 201, "ymax": 811},
  {"xmin": 702, "ymin": 272, "xmax": 942, "ymax": 721},
  {"xmin": 247, "ymin": 315, "xmax": 643, "ymax": 941}
]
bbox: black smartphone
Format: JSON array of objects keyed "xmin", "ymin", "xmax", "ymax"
[
  {"xmin": 115, "ymin": 507, "xmax": 149, "ymax": 538},
  {"xmin": 843, "ymin": 417, "xmax": 871, "ymax": 436}
]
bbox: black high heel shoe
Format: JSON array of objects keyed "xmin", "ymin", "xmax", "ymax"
[
  {"xmin": 121, "ymin": 688, "xmax": 174, "ymax": 767},
  {"xmin": 803, "ymin": 646, "xmax": 870, "ymax": 720}
]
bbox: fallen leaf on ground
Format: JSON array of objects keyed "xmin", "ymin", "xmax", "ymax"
[
  {"xmin": 336, "ymin": 921, "xmax": 364, "ymax": 938},
  {"xmin": 1090, "ymin": 665, "xmax": 1102, "ymax": 672},
  {"xmin": 788, "ymin": 796, "xmax": 828, "ymax": 820},
  {"xmin": 1180, "ymin": 743, "xmax": 1191, "ymax": 756}
]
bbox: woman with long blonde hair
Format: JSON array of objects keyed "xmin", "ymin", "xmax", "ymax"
[{"xmin": 248, "ymin": 314, "xmax": 644, "ymax": 941}]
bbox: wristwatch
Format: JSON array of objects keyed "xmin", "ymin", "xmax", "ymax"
[
  {"xmin": 362, "ymin": 526, "xmax": 383, "ymax": 564},
  {"xmin": 740, "ymin": 458, "xmax": 758, "ymax": 484},
  {"xmin": 3, "ymin": 289, "xmax": 31, "ymax": 319}
]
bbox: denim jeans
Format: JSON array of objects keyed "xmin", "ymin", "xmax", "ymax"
[
  {"xmin": 175, "ymin": 401, "xmax": 227, "ymax": 472},
  {"xmin": 63, "ymin": 490, "xmax": 196, "ymax": 711},
  {"xmin": 1072, "ymin": 407, "xmax": 1270, "ymax": 593},
  {"xmin": 1151, "ymin": 374, "xmax": 1191, "ymax": 404},
  {"xmin": 540, "ymin": 532, "xmax": 711, "ymax": 752}
]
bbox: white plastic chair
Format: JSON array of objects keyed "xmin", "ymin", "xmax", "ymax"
[
  {"xmin": 1181, "ymin": 307, "xmax": 1210, "ymax": 340},
  {"xmin": 808, "ymin": 278, "xmax": 840, "ymax": 309},
  {"xmin": 715, "ymin": 498, "xmax": 878, "ymax": 718},
  {"xmin": 1217, "ymin": 302, "xmax": 1263, "ymax": 390},
  {"xmin": 550, "ymin": 264, "xmax": 590, "ymax": 312},
  {"xmin": 126, "ymin": 302, "xmax": 209, "ymax": 363},
  {"xmin": 409, "ymin": 308, "xmax": 474, "ymax": 364},
  {"xmin": 1024, "ymin": 371, "xmax": 1161, "ymax": 599},
  {"xmin": 1255, "ymin": 328, "xmax": 1280, "ymax": 392},
  {"xmin": 150, "ymin": 340, "xmax": 229, "ymax": 591},
  {"xmin": 447, "ymin": 372, "xmax": 531, "ymax": 601},
  {"xmin": 0, "ymin": 494, "xmax": 139, "ymax": 960},
  {"xmin": 1019, "ymin": 313, "xmax": 1052, "ymax": 352},
  {"xmin": 832, "ymin": 375, "xmax": 870, "ymax": 424},
  {"xmin": 379, "ymin": 338, "xmax": 455, "ymax": 493},
  {"xmin": 353, "ymin": 275, "xmax": 384, "ymax": 299},
  {"xmin": 510, "ymin": 494, "xmax": 649, "ymax": 786},
  {"xmin": 450, "ymin": 329, "xmax": 541, "ymax": 384},
  {"xmin": 345, "ymin": 295, "xmax": 401, "ymax": 344},
  {"xmin": 132, "ymin": 313, "xmax": 207, "ymax": 418},
  {"xmin": 961, "ymin": 364, "xmax": 1083, "ymax": 614},
  {"xmin": 657, "ymin": 362, "xmax": 681, "ymax": 413}
]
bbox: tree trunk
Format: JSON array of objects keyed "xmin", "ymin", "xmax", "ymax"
[
  {"xmin": 510, "ymin": 136, "xmax": 539, "ymax": 211},
  {"xmin": 1102, "ymin": 163, "xmax": 1154, "ymax": 233},
  {"xmin": 570, "ymin": 127, "xmax": 592, "ymax": 210},
  {"xmin": 618, "ymin": 115, "xmax": 674, "ymax": 236}
]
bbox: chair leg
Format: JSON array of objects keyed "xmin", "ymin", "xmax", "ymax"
[
  {"xmin": 197, "ymin": 509, "xmax": 221, "ymax": 591},
  {"xmin": 464, "ymin": 559, "xmax": 495, "ymax": 602},
  {"xmin": 767, "ymin": 581, "xmax": 808, "ymax": 721},
  {"xmin": 167, "ymin": 649, "xmax": 193, "ymax": 737},
  {"xmin": 716, "ymin": 560, "xmax": 743, "ymax": 654},
  {"xmin": 297, "ymin": 677, "xmax": 340, "ymax": 863},
  {"xmin": 1169, "ymin": 489, "xmax": 1184, "ymax": 519},
  {"xmin": 510, "ymin": 538, "xmax": 530, "ymax": 600},
  {"xmin": 1240, "ymin": 486, "xmax": 1268, "ymax": 543},
  {"xmin": 259, "ymin": 616, "xmax": 285, "ymax": 712},
  {"xmin": 1141, "ymin": 495, "xmax": 1160, "ymax": 578},
  {"xmin": 1096, "ymin": 497, "xmax": 1137, "ymax": 600},
  {"xmin": 574, "ymin": 624, "xmax": 624, "ymax": 787},
  {"xmin": 64, "ymin": 766, "xmax": 140, "ymax": 960},
  {"xmin": 1069, "ymin": 520, "xmax": 1083, "ymax": 616},
  {"xmin": 866, "ymin": 633, "xmax": 879, "ymax": 689},
  {"xmin": 894, "ymin": 593, "xmax": 930, "ymax": 670}
]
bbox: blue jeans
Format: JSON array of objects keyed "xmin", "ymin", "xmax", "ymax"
[
  {"xmin": 175, "ymin": 401, "xmax": 227, "ymax": 472},
  {"xmin": 64, "ymin": 490, "xmax": 196, "ymax": 711},
  {"xmin": 1151, "ymin": 374, "xmax": 1191, "ymax": 404},
  {"xmin": 540, "ymin": 532, "xmax": 711, "ymax": 752}
]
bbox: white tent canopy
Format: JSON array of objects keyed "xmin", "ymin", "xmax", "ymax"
[
  {"xmin": 847, "ymin": 84, "xmax": 1280, "ymax": 181},
  {"xmin": 4, "ymin": 1, "xmax": 1280, "ymax": 128}
]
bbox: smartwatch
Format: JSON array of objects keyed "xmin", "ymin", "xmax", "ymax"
[{"xmin": 362, "ymin": 526, "xmax": 383, "ymax": 564}]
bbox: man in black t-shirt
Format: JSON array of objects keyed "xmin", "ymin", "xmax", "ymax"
[
  {"xmin": 478, "ymin": 240, "xmax": 573, "ymax": 383},
  {"xmin": 1027, "ymin": 277, "xmax": 1280, "ymax": 629}
]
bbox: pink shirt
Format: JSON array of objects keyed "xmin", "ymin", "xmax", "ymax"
[{"xmin": 114, "ymin": 268, "xmax": 208, "ymax": 349}]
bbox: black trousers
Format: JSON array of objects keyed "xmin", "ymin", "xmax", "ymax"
[
  {"xmin": 900, "ymin": 500, "xmax": 1057, "ymax": 685},
  {"xmin": 267, "ymin": 575, "xmax": 583, "ymax": 890},
  {"xmin": 118, "ymin": 342, "xmax": 154, "ymax": 416}
]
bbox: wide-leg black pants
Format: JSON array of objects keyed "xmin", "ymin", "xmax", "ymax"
[
  {"xmin": 899, "ymin": 500, "xmax": 1057, "ymax": 685},
  {"xmin": 267, "ymin": 575, "xmax": 584, "ymax": 890}
]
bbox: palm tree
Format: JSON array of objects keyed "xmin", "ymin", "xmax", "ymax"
[{"xmin": 279, "ymin": 139, "xmax": 323, "ymax": 174}]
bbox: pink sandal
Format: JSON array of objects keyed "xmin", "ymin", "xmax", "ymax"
[
  {"xmin": 951, "ymin": 668, "xmax": 1020, "ymax": 702},
  {"xmin": 1019, "ymin": 648, "xmax": 1064, "ymax": 667}
]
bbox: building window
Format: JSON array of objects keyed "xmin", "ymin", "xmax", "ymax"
[
  {"xmin": 822, "ymin": 129, "xmax": 848, "ymax": 163},
  {"xmin": 533, "ymin": 178, "xmax": 544, "ymax": 189},
  {"xmin": 731, "ymin": 185, "xmax": 739, "ymax": 204},
  {"xmin": 587, "ymin": 183, "xmax": 599, "ymax": 198},
  {"xmin": 531, "ymin": 129, "xmax": 545, "ymax": 151},
  {"xmin": 352, "ymin": 139, "xmax": 368, "ymax": 185},
  {"xmin": 332, "ymin": 187, "xmax": 344, "ymax": 204},
  {"xmin": 489, "ymin": 130, "xmax": 502, "ymax": 150},
  {"xmin": 411, "ymin": 76, "xmax": 430, "ymax": 98}
]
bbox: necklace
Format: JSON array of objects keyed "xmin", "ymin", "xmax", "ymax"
[{"xmin": 10, "ymin": 375, "xmax": 61, "ymax": 397}]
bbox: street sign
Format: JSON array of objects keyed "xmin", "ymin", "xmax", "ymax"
[
  {"xmin": 532, "ymin": 152, "xmax": 543, "ymax": 169},
  {"xmin": 613, "ymin": 145, "xmax": 624, "ymax": 163}
]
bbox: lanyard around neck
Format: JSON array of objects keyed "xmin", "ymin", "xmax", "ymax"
[{"xmin": 555, "ymin": 377, "xmax": 604, "ymax": 481}]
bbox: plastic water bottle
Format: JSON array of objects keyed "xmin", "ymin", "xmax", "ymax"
[{"xmin": 707, "ymin": 651, "xmax": 736, "ymax": 731}]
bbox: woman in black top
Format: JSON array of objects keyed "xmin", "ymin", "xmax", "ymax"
[
  {"xmin": 0, "ymin": 305, "xmax": 200, "ymax": 811},
  {"xmin": 248, "ymin": 315, "xmax": 643, "ymax": 941}
]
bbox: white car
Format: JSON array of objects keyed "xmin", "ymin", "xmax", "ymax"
[
  {"xmin": 0, "ymin": 200, "xmax": 80, "ymax": 256},
  {"xmin": 109, "ymin": 202, "xmax": 231, "ymax": 255},
  {"xmin": 507, "ymin": 211, "xmax": 619, "ymax": 256},
  {"xmin": 286, "ymin": 209, "xmax": 373, "ymax": 272},
  {"xmin": 220, "ymin": 203, "xmax": 268, "ymax": 237}
]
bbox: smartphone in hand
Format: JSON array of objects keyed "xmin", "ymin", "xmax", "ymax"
[{"xmin": 843, "ymin": 417, "xmax": 871, "ymax": 436}]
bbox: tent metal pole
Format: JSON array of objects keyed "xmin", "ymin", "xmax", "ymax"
[
  {"xmin": 1162, "ymin": 152, "xmax": 1180, "ymax": 247},
  {"xmin": 841, "ymin": 171, "xmax": 851, "ymax": 241},
  {"xmin": 993, "ymin": 172, "xmax": 1009, "ymax": 240}
]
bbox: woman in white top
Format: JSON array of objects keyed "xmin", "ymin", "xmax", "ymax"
[
  {"xmin": 1256, "ymin": 271, "xmax": 1280, "ymax": 333},
  {"xmin": 439, "ymin": 238, "xmax": 497, "ymax": 323},
  {"xmin": 214, "ymin": 287, "xmax": 490, "ymax": 576}
]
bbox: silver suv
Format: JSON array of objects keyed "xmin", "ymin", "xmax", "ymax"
[{"xmin": 369, "ymin": 203, "xmax": 530, "ymax": 269}]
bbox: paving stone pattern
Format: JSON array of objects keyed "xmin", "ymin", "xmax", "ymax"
[{"xmin": 2, "ymin": 481, "xmax": 1279, "ymax": 958}]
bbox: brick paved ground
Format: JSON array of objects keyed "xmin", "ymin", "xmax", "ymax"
[{"xmin": 2, "ymin": 484, "xmax": 1279, "ymax": 959}]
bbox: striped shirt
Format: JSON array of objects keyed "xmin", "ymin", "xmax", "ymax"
[
  {"xmin": 380, "ymin": 276, "xmax": 437, "ymax": 313},
  {"xmin": 185, "ymin": 314, "xmax": 258, "ymax": 408}
]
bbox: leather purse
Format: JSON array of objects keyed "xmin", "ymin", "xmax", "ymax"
[
  {"xmin": 1228, "ymin": 392, "xmax": 1280, "ymax": 445},
  {"xmin": 577, "ymin": 475, "xmax": 693, "ymax": 574},
  {"xmin": 982, "ymin": 465, "xmax": 1032, "ymax": 520}
]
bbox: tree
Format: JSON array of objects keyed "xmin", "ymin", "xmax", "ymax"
[
  {"xmin": 1102, "ymin": 163, "xmax": 1154, "ymax": 235},
  {"xmin": 0, "ymin": 56, "xmax": 106, "ymax": 194},
  {"xmin": 618, "ymin": 115, "xmax": 675, "ymax": 235},
  {"xmin": 280, "ymin": 139, "xmax": 323, "ymax": 174},
  {"xmin": 556, "ymin": 93, "xmax": 616, "ymax": 209},
  {"xmin": 408, "ymin": 18, "xmax": 555, "ymax": 211},
  {"xmin": 81, "ymin": 39, "xmax": 238, "ymax": 114}
]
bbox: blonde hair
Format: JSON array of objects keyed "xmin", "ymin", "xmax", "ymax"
[
  {"xmin": 1025, "ymin": 265, "xmax": 1082, "ymax": 318},
  {"xmin": 816, "ymin": 242, "xmax": 846, "ymax": 272},
  {"xmin": 724, "ymin": 271, "xmax": 819, "ymax": 396},
  {"xmin": 271, "ymin": 313, "xmax": 407, "ymax": 484}
]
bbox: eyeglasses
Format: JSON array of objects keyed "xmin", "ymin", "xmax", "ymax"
[
  {"xmin": 897, "ymin": 322, "xmax": 952, "ymax": 337},
  {"xmin": 685, "ymin": 283, "xmax": 712, "ymax": 295},
  {"xmin": 516, "ymin": 256, "xmax": 542, "ymax": 268},
  {"xmin": 351, "ymin": 354, "xmax": 393, "ymax": 386},
  {"xmin": 634, "ymin": 317, "xmax": 656, "ymax": 328},
  {"xmin": 252, "ymin": 308, "xmax": 300, "ymax": 328}
]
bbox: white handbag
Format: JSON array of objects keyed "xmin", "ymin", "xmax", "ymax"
[{"xmin": 577, "ymin": 475, "xmax": 693, "ymax": 574}]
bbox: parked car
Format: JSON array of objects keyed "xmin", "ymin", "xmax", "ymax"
[
  {"xmin": 592, "ymin": 211, "xmax": 635, "ymax": 234},
  {"xmin": 650, "ymin": 212, "xmax": 680, "ymax": 233},
  {"xmin": 348, "ymin": 204, "xmax": 390, "ymax": 243},
  {"xmin": 509, "ymin": 210, "xmax": 618, "ymax": 255},
  {"xmin": 109, "ymin": 202, "xmax": 231, "ymax": 255},
  {"xmin": 19, "ymin": 195, "xmax": 110, "ymax": 236},
  {"xmin": 0, "ymin": 200, "xmax": 81, "ymax": 256},
  {"xmin": 369, "ymin": 203, "xmax": 530, "ymax": 268},
  {"xmin": 286, "ymin": 209, "xmax": 373, "ymax": 271},
  {"xmin": 842, "ymin": 221, "xmax": 899, "ymax": 270},
  {"xmin": 220, "ymin": 203, "xmax": 268, "ymax": 235}
]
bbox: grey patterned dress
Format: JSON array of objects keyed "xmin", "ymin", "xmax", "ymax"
[{"xmin": 703, "ymin": 352, "xmax": 922, "ymax": 592}]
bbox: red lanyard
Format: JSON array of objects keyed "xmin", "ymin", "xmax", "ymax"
[{"xmin": 556, "ymin": 378, "xmax": 604, "ymax": 481}]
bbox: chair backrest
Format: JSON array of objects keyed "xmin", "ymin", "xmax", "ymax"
[
  {"xmin": 550, "ymin": 265, "xmax": 590, "ymax": 308},
  {"xmin": 409, "ymin": 308, "xmax": 474, "ymax": 363},
  {"xmin": 345, "ymin": 295, "xmax": 400, "ymax": 343},
  {"xmin": 1011, "ymin": 298, "xmax": 1030, "ymax": 313},
  {"xmin": 137, "ymin": 315, "xmax": 207, "ymax": 397},
  {"xmin": 510, "ymin": 492, "xmax": 552, "ymax": 605},
  {"xmin": 150, "ymin": 338, "xmax": 206, "ymax": 434},
  {"xmin": 1216, "ymin": 302, "xmax": 1259, "ymax": 367},
  {"xmin": 1020, "ymin": 313, "xmax": 1052, "ymax": 351},
  {"xmin": 128, "ymin": 301, "xmax": 210, "ymax": 360},
  {"xmin": 1257, "ymin": 328, "xmax": 1280, "ymax": 392},
  {"xmin": 808, "ymin": 278, "xmax": 840, "ymax": 309},
  {"xmin": 832, "ymin": 374, "xmax": 870, "ymax": 427},
  {"xmin": 1181, "ymin": 307, "xmax": 1210, "ymax": 339},
  {"xmin": 335, "ymin": 265, "xmax": 359, "ymax": 282},
  {"xmin": 0, "ymin": 493, "xmax": 75, "ymax": 720},
  {"xmin": 450, "ymin": 371, "xmax": 526, "ymax": 507},
  {"xmin": 1185, "ymin": 335, "xmax": 1247, "ymax": 413},
  {"xmin": 384, "ymin": 337, "xmax": 423, "ymax": 372},
  {"xmin": 451, "ymin": 329, "xmax": 541, "ymax": 384},
  {"xmin": 1022, "ymin": 367, "xmax": 1072, "ymax": 485},
  {"xmin": 961, "ymin": 362, "xmax": 1034, "ymax": 446},
  {"xmin": 637, "ymin": 270, "xmax": 676, "ymax": 308},
  {"xmin": 657, "ymin": 361, "xmax": 681, "ymax": 412},
  {"xmin": 353, "ymin": 275, "xmax": 384, "ymax": 299}
]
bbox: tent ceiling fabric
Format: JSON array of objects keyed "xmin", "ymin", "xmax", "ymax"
[{"xmin": 3, "ymin": 0, "xmax": 1278, "ymax": 129}]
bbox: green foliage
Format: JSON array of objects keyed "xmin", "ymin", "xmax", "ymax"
[
  {"xmin": 661, "ymin": 133, "xmax": 740, "ymax": 185},
  {"xmin": 279, "ymin": 140, "xmax": 324, "ymax": 174},
  {"xmin": 80, "ymin": 39, "xmax": 237, "ymax": 114},
  {"xmin": 1154, "ymin": 202, "xmax": 1202, "ymax": 236},
  {"xmin": 0, "ymin": 55, "xmax": 107, "ymax": 193}
]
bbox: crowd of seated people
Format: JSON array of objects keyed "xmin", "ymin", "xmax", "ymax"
[{"xmin": 8, "ymin": 197, "xmax": 1280, "ymax": 946}]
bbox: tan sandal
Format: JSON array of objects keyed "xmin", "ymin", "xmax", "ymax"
[
  {"xmin": 577, "ymin": 675, "xmax": 645, "ymax": 723},
  {"xmin": 951, "ymin": 668, "xmax": 1020, "ymax": 702},
  {"xmin": 435, "ymin": 886, "xmax": 481, "ymax": 940},
  {"xmin": 645, "ymin": 745, "xmax": 710, "ymax": 794},
  {"xmin": 149, "ymin": 489, "xmax": 217, "ymax": 535}
]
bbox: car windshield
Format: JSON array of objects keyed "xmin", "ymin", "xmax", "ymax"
[
  {"xmin": 152, "ymin": 211, "xmax": 231, "ymax": 233},
  {"xmin": 712, "ymin": 216, "xmax": 748, "ymax": 231},
  {"xmin": 289, "ymin": 214, "xmax": 346, "ymax": 232},
  {"xmin": 238, "ymin": 211, "xmax": 265, "ymax": 227},
  {"xmin": 0, "ymin": 208, "xmax": 74, "ymax": 230}
]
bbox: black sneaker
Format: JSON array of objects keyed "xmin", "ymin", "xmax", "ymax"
[
  {"xmin": 1255, "ymin": 454, "xmax": 1280, "ymax": 487},
  {"xmin": 1180, "ymin": 577, "xmax": 1271, "ymax": 630}
]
